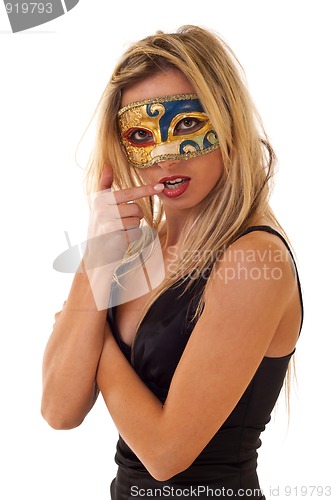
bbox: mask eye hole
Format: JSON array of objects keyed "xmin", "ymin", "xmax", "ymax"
[
  {"xmin": 124, "ymin": 128, "xmax": 154, "ymax": 147},
  {"xmin": 174, "ymin": 117, "xmax": 207, "ymax": 136}
]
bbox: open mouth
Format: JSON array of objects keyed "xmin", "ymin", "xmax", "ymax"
[
  {"xmin": 158, "ymin": 175, "xmax": 191, "ymax": 198},
  {"xmin": 159, "ymin": 176, "xmax": 191, "ymax": 190}
]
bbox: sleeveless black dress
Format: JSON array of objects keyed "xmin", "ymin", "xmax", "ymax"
[{"xmin": 107, "ymin": 226, "xmax": 304, "ymax": 499}]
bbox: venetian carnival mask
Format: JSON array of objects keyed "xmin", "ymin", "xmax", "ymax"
[{"xmin": 117, "ymin": 93, "xmax": 219, "ymax": 169}]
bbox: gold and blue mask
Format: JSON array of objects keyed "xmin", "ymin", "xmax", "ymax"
[{"xmin": 117, "ymin": 93, "xmax": 219, "ymax": 169}]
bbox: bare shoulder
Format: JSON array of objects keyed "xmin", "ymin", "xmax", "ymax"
[{"xmin": 205, "ymin": 227, "xmax": 298, "ymax": 311}]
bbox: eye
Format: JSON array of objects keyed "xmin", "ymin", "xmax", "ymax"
[
  {"xmin": 174, "ymin": 117, "xmax": 207, "ymax": 136},
  {"xmin": 125, "ymin": 128, "xmax": 154, "ymax": 147}
]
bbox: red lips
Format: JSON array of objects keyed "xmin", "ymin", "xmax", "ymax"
[{"xmin": 159, "ymin": 176, "xmax": 191, "ymax": 198}]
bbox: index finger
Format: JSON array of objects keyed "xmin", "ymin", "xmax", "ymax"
[
  {"xmin": 112, "ymin": 182, "xmax": 164, "ymax": 204},
  {"xmin": 99, "ymin": 164, "xmax": 114, "ymax": 191}
]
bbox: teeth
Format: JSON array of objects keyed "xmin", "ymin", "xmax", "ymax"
[
  {"xmin": 163, "ymin": 178, "xmax": 187, "ymax": 186},
  {"xmin": 170, "ymin": 177, "xmax": 184, "ymax": 184}
]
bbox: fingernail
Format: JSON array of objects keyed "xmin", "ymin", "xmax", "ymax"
[{"xmin": 154, "ymin": 183, "xmax": 164, "ymax": 191}]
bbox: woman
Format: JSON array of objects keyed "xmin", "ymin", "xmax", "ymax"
[{"xmin": 42, "ymin": 25, "xmax": 303, "ymax": 499}]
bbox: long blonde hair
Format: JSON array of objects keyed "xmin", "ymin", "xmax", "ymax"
[{"xmin": 85, "ymin": 24, "xmax": 296, "ymax": 408}]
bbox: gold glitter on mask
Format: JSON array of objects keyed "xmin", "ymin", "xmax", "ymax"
[{"xmin": 117, "ymin": 94, "xmax": 219, "ymax": 169}]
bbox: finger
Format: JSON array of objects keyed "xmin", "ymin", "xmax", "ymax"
[
  {"xmin": 113, "ymin": 183, "xmax": 164, "ymax": 205},
  {"xmin": 53, "ymin": 310, "xmax": 62, "ymax": 326},
  {"xmin": 95, "ymin": 215, "xmax": 141, "ymax": 233},
  {"xmin": 98, "ymin": 164, "xmax": 114, "ymax": 191},
  {"xmin": 124, "ymin": 227, "xmax": 143, "ymax": 243},
  {"xmin": 117, "ymin": 202, "xmax": 143, "ymax": 219},
  {"xmin": 120, "ymin": 217, "xmax": 141, "ymax": 229},
  {"xmin": 90, "ymin": 202, "xmax": 143, "ymax": 230}
]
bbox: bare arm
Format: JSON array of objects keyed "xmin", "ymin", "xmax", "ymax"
[
  {"xmin": 96, "ymin": 231, "xmax": 299, "ymax": 481},
  {"xmin": 41, "ymin": 165, "xmax": 164, "ymax": 430},
  {"xmin": 41, "ymin": 267, "xmax": 109, "ymax": 429}
]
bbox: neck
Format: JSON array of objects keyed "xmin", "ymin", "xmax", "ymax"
[{"xmin": 161, "ymin": 206, "xmax": 195, "ymax": 247}]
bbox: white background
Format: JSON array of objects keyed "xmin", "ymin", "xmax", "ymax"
[{"xmin": 0, "ymin": 1, "xmax": 332, "ymax": 499}]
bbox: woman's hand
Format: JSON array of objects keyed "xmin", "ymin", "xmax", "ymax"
[
  {"xmin": 82, "ymin": 164, "xmax": 164, "ymax": 310},
  {"xmin": 83, "ymin": 165, "xmax": 164, "ymax": 271}
]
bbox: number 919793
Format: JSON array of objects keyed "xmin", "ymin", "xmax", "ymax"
[{"xmin": 5, "ymin": 3, "xmax": 53, "ymax": 14}]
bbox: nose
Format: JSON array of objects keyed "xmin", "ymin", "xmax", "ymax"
[{"xmin": 156, "ymin": 159, "xmax": 181, "ymax": 170}]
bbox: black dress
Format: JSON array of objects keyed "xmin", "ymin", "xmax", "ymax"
[{"xmin": 107, "ymin": 226, "xmax": 304, "ymax": 499}]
